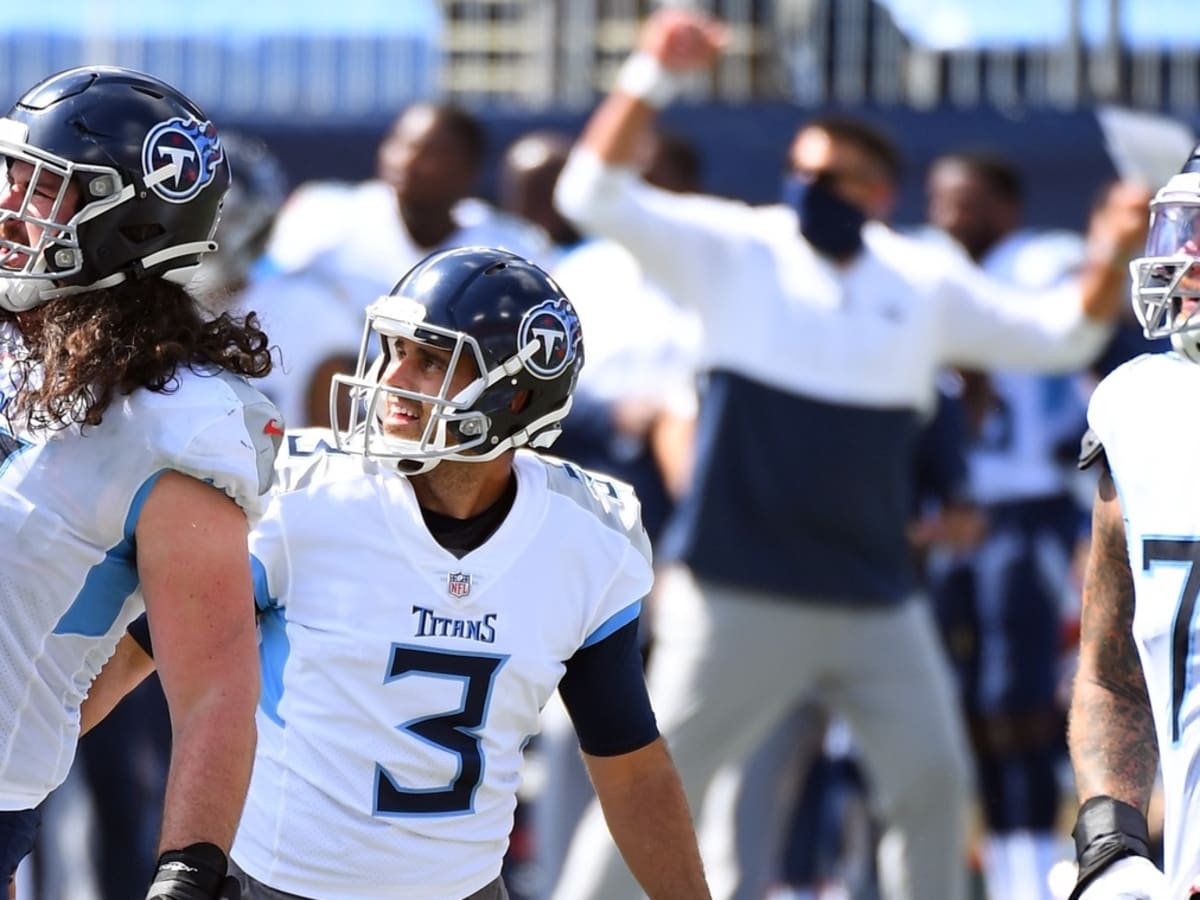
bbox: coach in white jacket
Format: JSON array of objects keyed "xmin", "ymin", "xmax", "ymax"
[{"xmin": 550, "ymin": 9, "xmax": 1149, "ymax": 900}]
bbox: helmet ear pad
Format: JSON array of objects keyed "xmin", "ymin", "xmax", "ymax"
[
  {"xmin": 70, "ymin": 214, "xmax": 170, "ymax": 285},
  {"xmin": 448, "ymin": 384, "xmax": 533, "ymax": 453}
]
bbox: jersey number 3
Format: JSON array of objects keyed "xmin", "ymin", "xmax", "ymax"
[
  {"xmin": 1143, "ymin": 538, "xmax": 1200, "ymax": 744},
  {"xmin": 374, "ymin": 645, "xmax": 506, "ymax": 816}
]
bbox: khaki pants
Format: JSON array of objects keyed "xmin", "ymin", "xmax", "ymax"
[{"xmin": 552, "ymin": 565, "xmax": 974, "ymax": 900}]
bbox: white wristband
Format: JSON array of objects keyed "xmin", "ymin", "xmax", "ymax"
[{"xmin": 614, "ymin": 52, "xmax": 682, "ymax": 110}]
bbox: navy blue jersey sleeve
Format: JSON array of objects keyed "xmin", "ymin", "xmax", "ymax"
[
  {"xmin": 558, "ymin": 618, "xmax": 659, "ymax": 756},
  {"xmin": 127, "ymin": 612, "xmax": 154, "ymax": 658}
]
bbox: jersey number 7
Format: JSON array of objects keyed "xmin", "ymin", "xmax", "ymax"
[{"xmin": 1143, "ymin": 538, "xmax": 1200, "ymax": 744}]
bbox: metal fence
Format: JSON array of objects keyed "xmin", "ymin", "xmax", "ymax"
[
  {"xmin": 0, "ymin": 0, "xmax": 1193, "ymax": 121},
  {"xmin": 442, "ymin": 0, "xmax": 1199, "ymax": 113}
]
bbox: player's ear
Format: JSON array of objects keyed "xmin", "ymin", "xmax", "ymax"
[{"xmin": 510, "ymin": 390, "xmax": 530, "ymax": 413}]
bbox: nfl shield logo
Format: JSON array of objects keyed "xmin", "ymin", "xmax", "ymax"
[{"xmin": 447, "ymin": 572, "xmax": 472, "ymax": 598}]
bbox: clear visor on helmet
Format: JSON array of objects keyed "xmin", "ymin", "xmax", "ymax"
[
  {"xmin": 0, "ymin": 120, "xmax": 124, "ymax": 282},
  {"xmin": 330, "ymin": 299, "xmax": 502, "ymax": 468},
  {"xmin": 1131, "ymin": 200, "xmax": 1200, "ymax": 339}
]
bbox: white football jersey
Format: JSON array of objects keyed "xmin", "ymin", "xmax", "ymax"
[
  {"xmin": 0, "ymin": 329, "xmax": 279, "ymax": 809},
  {"xmin": 1088, "ymin": 351, "xmax": 1200, "ymax": 896},
  {"xmin": 231, "ymin": 432, "xmax": 653, "ymax": 900}
]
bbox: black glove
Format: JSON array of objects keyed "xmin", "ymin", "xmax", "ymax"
[
  {"xmin": 145, "ymin": 843, "xmax": 240, "ymax": 900},
  {"xmin": 1068, "ymin": 795, "xmax": 1155, "ymax": 900}
]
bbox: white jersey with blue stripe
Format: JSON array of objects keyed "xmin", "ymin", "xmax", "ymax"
[
  {"xmin": 1087, "ymin": 352, "xmax": 1200, "ymax": 896},
  {"xmin": 0, "ymin": 328, "xmax": 279, "ymax": 809},
  {"xmin": 232, "ymin": 432, "xmax": 653, "ymax": 900}
]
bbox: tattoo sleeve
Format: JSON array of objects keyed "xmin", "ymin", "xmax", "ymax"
[{"xmin": 1068, "ymin": 466, "xmax": 1158, "ymax": 811}]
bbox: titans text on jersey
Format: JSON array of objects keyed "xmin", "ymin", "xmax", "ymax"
[{"xmin": 230, "ymin": 429, "xmax": 653, "ymax": 900}]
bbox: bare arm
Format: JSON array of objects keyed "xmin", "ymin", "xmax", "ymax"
[
  {"xmin": 1078, "ymin": 182, "xmax": 1152, "ymax": 323},
  {"xmin": 583, "ymin": 738, "xmax": 710, "ymax": 899},
  {"xmin": 138, "ymin": 470, "xmax": 261, "ymax": 854},
  {"xmin": 648, "ymin": 408, "xmax": 696, "ymax": 501},
  {"xmin": 1068, "ymin": 466, "xmax": 1158, "ymax": 811},
  {"xmin": 577, "ymin": 10, "xmax": 725, "ymax": 167},
  {"xmin": 80, "ymin": 631, "xmax": 155, "ymax": 736}
]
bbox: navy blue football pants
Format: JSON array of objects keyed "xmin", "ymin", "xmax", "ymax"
[{"xmin": 1, "ymin": 807, "xmax": 40, "ymax": 886}]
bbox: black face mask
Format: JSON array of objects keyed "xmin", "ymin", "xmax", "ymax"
[{"xmin": 781, "ymin": 174, "xmax": 866, "ymax": 260}]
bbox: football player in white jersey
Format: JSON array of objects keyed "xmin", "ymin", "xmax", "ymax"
[
  {"xmin": 0, "ymin": 67, "xmax": 281, "ymax": 899},
  {"xmin": 1068, "ymin": 146, "xmax": 1200, "ymax": 900},
  {"xmin": 88, "ymin": 246, "xmax": 710, "ymax": 900}
]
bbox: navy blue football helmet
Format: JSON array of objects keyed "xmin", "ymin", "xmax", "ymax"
[
  {"xmin": 0, "ymin": 66, "xmax": 230, "ymax": 311},
  {"xmin": 331, "ymin": 246, "xmax": 584, "ymax": 472},
  {"xmin": 1131, "ymin": 141, "xmax": 1200, "ymax": 362}
]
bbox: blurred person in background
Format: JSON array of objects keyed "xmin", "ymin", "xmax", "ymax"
[
  {"xmin": 499, "ymin": 127, "xmax": 703, "ymax": 899},
  {"xmin": 242, "ymin": 102, "xmax": 549, "ymax": 429},
  {"xmin": 727, "ymin": 376, "xmax": 980, "ymax": 900},
  {"xmin": 550, "ymin": 8, "xmax": 1149, "ymax": 900},
  {"xmin": 1066, "ymin": 143, "xmax": 1200, "ymax": 900},
  {"xmin": 920, "ymin": 150, "xmax": 1096, "ymax": 900},
  {"xmin": 191, "ymin": 130, "xmax": 290, "ymax": 312}
]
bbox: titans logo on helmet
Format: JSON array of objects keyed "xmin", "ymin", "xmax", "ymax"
[
  {"xmin": 518, "ymin": 298, "xmax": 581, "ymax": 380},
  {"xmin": 141, "ymin": 117, "xmax": 226, "ymax": 204}
]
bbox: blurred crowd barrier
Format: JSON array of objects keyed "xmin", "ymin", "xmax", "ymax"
[{"xmin": 1, "ymin": 0, "xmax": 1196, "ymax": 121}]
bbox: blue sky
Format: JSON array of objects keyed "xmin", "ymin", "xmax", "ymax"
[
  {"xmin": 0, "ymin": 0, "xmax": 442, "ymax": 35},
  {"xmin": 0, "ymin": 0, "xmax": 1190, "ymax": 48},
  {"xmin": 878, "ymin": 0, "xmax": 1197, "ymax": 49}
]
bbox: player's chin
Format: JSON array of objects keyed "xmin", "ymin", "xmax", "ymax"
[{"xmin": 380, "ymin": 419, "xmax": 422, "ymax": 439}]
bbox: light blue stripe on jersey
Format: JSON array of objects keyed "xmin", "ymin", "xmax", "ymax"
[
  {"xmin": 581, "ymin": 598, "xmax": 642, "ymax": 648},
  {"xmin": 53, "ymin": 470, "xmax": 164, "ymax": 637},
  {"xmin": 250, "ymin": 553, "xmax": 289, "ymax": 725},
  {"xmin": 250, "ymin": 553, "xmax": 275, "ymax": 612},
  {"xmin": 258, "ymin": 607, "xmax": 290, "ymax": 727}
]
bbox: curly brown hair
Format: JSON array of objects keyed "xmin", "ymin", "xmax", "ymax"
[{"xmin": 1, "ymin": 279, "xmax": 272, "ymax": 430}]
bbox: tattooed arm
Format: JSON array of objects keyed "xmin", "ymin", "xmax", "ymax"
[{"xmin": 1068, "ymin": 465, "xmax": 1158, "ymax": 811}]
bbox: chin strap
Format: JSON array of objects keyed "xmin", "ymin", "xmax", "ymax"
[{"xmin": 1172, "ymin": 330, "xmax": 1200, "ymax": 364}]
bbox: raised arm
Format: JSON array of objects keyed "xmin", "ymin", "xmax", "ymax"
[
  {"xmin": 583, "ymin": 738, "xmax": 710, "ymax": 899},
  {"xmin": 575, "ymin": 9, "xmax": 725, "ymax": 167},
  {"xmin": 1077, "ymin": 182, "xmax": 1153, "ymax": 323},
  {"xmin": 137, "ymin": 471, "xmax": 260, "ymax": 894},
  {"xmin": 554, "ymin": 10, "xmax": 738, "ymax": 307}
]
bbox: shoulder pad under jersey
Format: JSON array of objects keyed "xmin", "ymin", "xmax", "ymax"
[
  {"xmin": 1078, "ymin": 428, "xmax": 1107, "ymax": 471},
  {"xmin": 538, "ymin": 453, "xmax": 652, "ymax": 567}
]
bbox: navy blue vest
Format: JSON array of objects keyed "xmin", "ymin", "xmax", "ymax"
[{"xmin": 659, "ymin": 370, "xmax": 923, "ymax": 605}]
